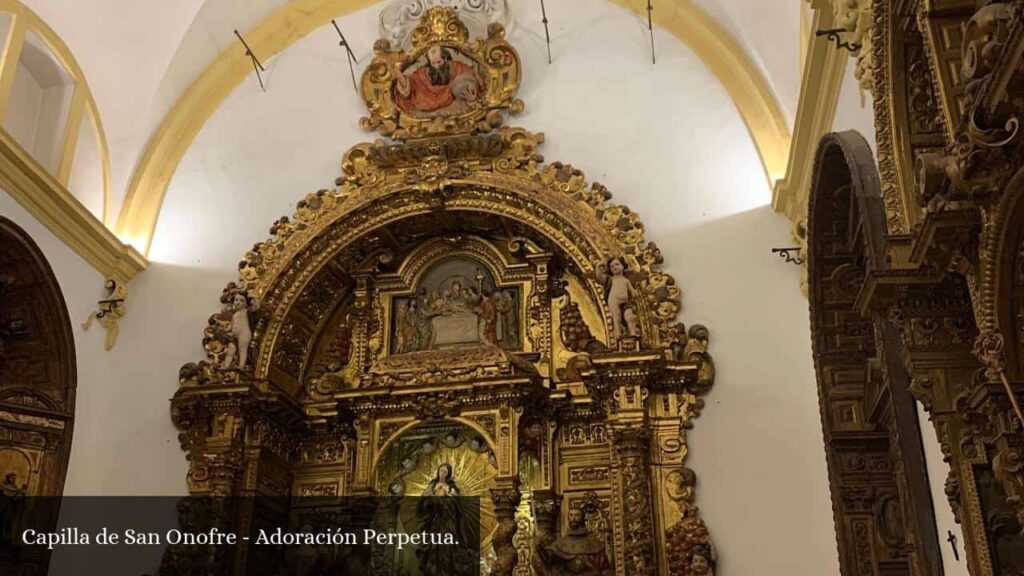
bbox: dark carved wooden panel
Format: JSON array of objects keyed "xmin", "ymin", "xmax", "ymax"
[
  {"xmin": 807, "ymin": 131, "xmax": 944, "ymax": 576},
  {"xmin": 0, "ymin": 217, "xmax": 77, "ymax": 574}
]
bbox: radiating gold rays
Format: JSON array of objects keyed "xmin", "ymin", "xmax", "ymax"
[{"xmin": 376, "ymin": 423, "xmax": 499, "ymax": 546}]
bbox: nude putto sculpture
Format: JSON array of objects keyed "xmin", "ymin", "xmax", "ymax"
[
  {"xmin": 595, "ymin": 256, "xmax": 639, "ymax": 342},
  {"xmin": 221, "ymin": 291, "xmax": 256, "ymax": 370}
]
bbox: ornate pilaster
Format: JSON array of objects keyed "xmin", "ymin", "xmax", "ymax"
[
  {"xmin": 169, "ymin": 377, "xmax": 304, "ymax": 575},
  {"xmin": 167, "ymin": 393, "xmax": 247, "ymax": 576},
  {"xmin": 514, "ymin": 240, "xmax": 553, "ymax": 378},
  {"xmin": 352, "ymin": 273, "xmax": 374, "ymax": 375},
  {"xmin": 611, "ymin": 425, "xmax": 656, "ymax": 576}
]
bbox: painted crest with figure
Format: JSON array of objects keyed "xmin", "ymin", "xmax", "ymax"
[{"xmin": 360, "ymin": 6, "xmax": 523, "ymax": 139}]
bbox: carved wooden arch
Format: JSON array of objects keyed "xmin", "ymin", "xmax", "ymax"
[
  {"xmin": 387, "ymin": 236, "xmax": 533, "ymax": 291},
  {"xmin": 807, "ymin": 131, "xmax": 944, "ymax": 576},
  {"xmin": 0, "ymin": 217, "xmax": 76, "ymax": 574},
  {"xmin": 975, "ymin": 165, "xmax": 1024, "ymax": 378},
  {"xmin": 177, "ymin": 129, "xmax": 684, "ymax": 393},
  {"xmin": 374, "ymin": 415, "xmax": 499, "ymax": 471},
  {"xmin": 172, "ymin": 128, "xmax": 717, "ymax": 575}
]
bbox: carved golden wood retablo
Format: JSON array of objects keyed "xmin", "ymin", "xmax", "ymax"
[
  {"xmin": 169, "ymin": 8, "xmax": 715, "ymax": 576},
  {"xmin": 808, "ymin": 1, "xmax": 1024, "ymax": 574}
]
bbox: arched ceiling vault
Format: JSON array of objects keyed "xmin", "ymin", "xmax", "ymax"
[{"xmin": 112, "ymin": 0, "xmax": 790, "ymax": 256}]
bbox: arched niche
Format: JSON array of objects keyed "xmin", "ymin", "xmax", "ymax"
[
  {"xmin": 0, "ymin": 216, "xmax": 76, "ymax": 574},
  {"xmin": 171, "ymin": 130, "xmax": 715, "ymax": 574},
  {"xmin": 372, "ymin": 419, "xmax": 499, "ymax": 549},
  {"xmin": 806, "ymin": 131, "xmax": 944, "ymax": 576}
]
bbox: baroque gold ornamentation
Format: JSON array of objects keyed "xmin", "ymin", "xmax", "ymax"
[
  {"xmin": 359, "ymin": 7, "xmax": 523, "ymax": 141},
  {"xmin": 0, "ymin": 216, "xmax": 76, "ymax": 576},
  {"xmin": 812, "ymin": 0, "xmax": 1024, "ymax": 555},
  {"xmin": 170, "ymin": 9, "xmax": 717, "ymax": 575}
]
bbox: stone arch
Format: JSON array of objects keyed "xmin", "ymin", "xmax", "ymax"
[{"xmin": 806, "ymin": 131, "xmax": 944, "ymax": 576}]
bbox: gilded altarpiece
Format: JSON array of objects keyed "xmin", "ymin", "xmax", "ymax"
[{"xmin": 169, "ymin": 9, "xmax": 716, "ymax": 576}]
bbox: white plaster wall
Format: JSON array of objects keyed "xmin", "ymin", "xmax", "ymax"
[
  {"xmin": 33, "ymin": 83, "xmax": 73, "ymax": 174},
  {"xmin": 831, "ymin": 60, "xmax": 876, "ymax": 150},
  {"xmin": 3, "ymin": 60, "xmax": 43, "ymax": 156},
  {"xmin": 147, "ymin": 0, "xmax": 840, "ymax": 572},
  {"xmin": 692, "ymin": 0, "xmax": 802, "ymax": 123},
  {"xmin": 0, "ymin": 191, "xmax": 148, "ymax": 494},
  {"xmin": 2, "ymin": 46, "xmax": 74, "ymax": 174},
  {"xmin": 23, "ymin": 0, "xmax": 206, "ymax": 215},
  {"xmin": 918, "ymin": 406, "xmax": 969, "ymax": 576},
  {"xmin": 68, "ymin": 112, "xmax": 105, "ymax": 222},
  {"xmin": 20, "ymin": 0, "xmax": 801, "ymax": 220}
]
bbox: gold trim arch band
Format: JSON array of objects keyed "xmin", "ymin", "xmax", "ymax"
[{"xmin": 115, "ymin": 0, "xmax": 790, "ymax": 255}]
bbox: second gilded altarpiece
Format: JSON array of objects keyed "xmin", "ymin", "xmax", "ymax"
[{"xmin": 170, "ymin": 8, "xmax": 715, "ymax": 576}]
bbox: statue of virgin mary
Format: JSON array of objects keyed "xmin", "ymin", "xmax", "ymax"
[{"xmin": 415, "ymin": 463, "xmax": 479, "ymax": 573}]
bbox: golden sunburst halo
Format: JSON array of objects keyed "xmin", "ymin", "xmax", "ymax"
[{"xmin": 375, "ymin": 422, "xmax": 498, "ymax": 547}]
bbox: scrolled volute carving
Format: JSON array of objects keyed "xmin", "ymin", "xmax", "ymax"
[
  {"xmin": 683, "ymin": 324, "xmax": 714, "ymax": 393},
  {"xmin": 916, "ymin": 3, "xmax": 1024, "ymax": 208},
  {"xmin": 962, "ymin": 3, "xmax": 1015, "ymax": 91},
  {"xmin": 973, "ymin": 331, "xmax": 1006, "ymax": 381}
]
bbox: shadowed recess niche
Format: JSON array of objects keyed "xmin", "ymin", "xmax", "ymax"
[{"xmin": 171, "ymin": 8, "xmax": 716, "ymax": 576}]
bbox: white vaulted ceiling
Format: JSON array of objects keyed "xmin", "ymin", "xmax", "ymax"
[{"xmin": 20, "ymin": 0, "xmax": 800, "ymax": 240}]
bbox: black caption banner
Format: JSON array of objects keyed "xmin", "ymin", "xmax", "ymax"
[{"xmin": 0, "ymin": 496, "xmax": 481, "ymax": 575}]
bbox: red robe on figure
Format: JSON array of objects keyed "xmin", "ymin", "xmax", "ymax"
[
  {"xmin": 479, "ymin": 295, "xmax": 498, "ymax": 345},
  {"xmin": 396, "ymin": 60, "xmax": 479, "ymax": 115}
]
